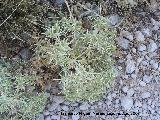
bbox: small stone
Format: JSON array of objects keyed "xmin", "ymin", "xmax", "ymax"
[
  {"xmin": 152, "ymin": 62, "xmax": 159, "ymax": 70},
  {"xmin": 135, "ymin": 31, "xmax": 145, "ymax": 42},
  {"xmin": 141, "ymin": 92, "xmax": 151, "ymax": 99},
  {"xmin": 48, "ymin": 102, "xmax": 59, "ymax": 111},
  {"xmin": 141, "ymin": 61, "xmax": 149, "ymax": 66},
  {"xmin": 61, "ymin": 105, "xmax": 69, "ymax": 111},
  {"xmin": 36, "ymin": 114, "xmax": 45, "ymax": 120},
  {"xmin": 106, "ymin": 14, "xmax": 121, "ymax": 26},
  {"xmin": 121, "ymin": 96, "xmax": 133, "ymax": 110},
  {"xmin": 138, "ymin": 44, "xmax": 146, "ymax": 51},
  {"xmin": 127, "ymin": 88, "xmax": 134, "ymax": 96},
  {"xmin": 148, "ymin": 40, "xmax": 158, "ymax": 52},
  {"xmin": 134, "ymin": 100, "xmax": 142, "ymax": 108},
  {"xmin": 122, "ymin": 86, "xmax": 129, "ymax": 93},
  {"xmin": 132, "ymin": 48, "xmax": 137, "ymax": 53},
  {"xmin": 43, "ymin": 111, "xmax": 50, "ymax": 116},
  {"xmin": 45, "ymin": 116, "xmax": 51, "ymax": 120},
  {"xmin": 80, "ymin": 102, "xmax": 90, "ymax": 111},
  {"xmin": 143, "ymin": 75, "xmax": 152, "ymax": 83},
  {"xmin": 51, "ymin": 115, "xmax": 60, "ymax": 120},
  {"xmin": 131, "ymin": 74, "xmax": 137, "ymax": 79},
  {"xmin": 115, "ymin": 118, "xmax": 123, "ymax": 120},
  {"xmin": 142, "ymin": 28, "xmax": 152, "ymax": 37},
  {"xmin": 117, "ymin": 37, "xmax": 129, "ymax": 49},
  {"xmin": 19, "ymin": 48, "xmax": 30, "ymax": 60},
  {"xmin": 121, "ymin": 30, "xmax": 134, "ymax": 41},
  {"xmin": 126, "ymin": 60, "xmax": 136, "ymax": 74},
  {"xmin": 52, "ymin": 96, "xmax": 65, "ymax": 104},
  {"xmin": 72, "ymin": 114, "xmax": 80, "ymax": 120},
  {"xmin": 139, "ymin": 81, "xmax": 146, "ymax": 86},
  {"xmin": 55, "ymin": 0, "xmax": 65, "ymax": 6}
]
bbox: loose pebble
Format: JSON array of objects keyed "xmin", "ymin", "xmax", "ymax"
[
  {"xmin": 121, "ymin": 96, "xmax": 133, "ymax": 110},
  {"xmin": 141, "ymin": 92, "xmax": 151, "ymax": 99}
]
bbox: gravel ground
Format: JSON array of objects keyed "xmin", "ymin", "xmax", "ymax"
[{"xmin": 35, "ymin": 1, "xmax": 160, "ymax": 120}]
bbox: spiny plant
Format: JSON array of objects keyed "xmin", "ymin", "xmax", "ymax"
[
  {"xmin": 35, "ymin": 16, "xmax": 116, "ymax": 102},
  {"xmin": 0, "ymin": 58, "xmax": 47, "ymax": 120}
]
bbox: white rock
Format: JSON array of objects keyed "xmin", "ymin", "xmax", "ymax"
[
  {"xmin": 135, "ymin": 31, "xmax": 145, "ymax": 42},
  {"xmin": 117, "ymin": 37, "xmax": 129, "ymax": 49},
  {"xmin": 127, "ymin": 88, "xmax": 135, "ymax": 96},
  {"xmin": 126, "ymin": 60, "xmax": 136, "ymax": 74},
  {"xmin": 139, "ymin": 81, "xmax": 146, "ymax": 86},
  {"xmin": 106, "ymin": 14, "xmax": 121, "ymax": 26},
  {"xmin": 138, "ymin": 44, "xmax": 146, "ymax": 51},
  {"xmin": 43, "ymin": 111, "xmax": 50, "ymax": 116},
  {"xmin": 143, "ymin": 75, "xmax": 152, "ymax": 83},
  {"xmin": 48, "ymin": 102, "xmax": 59, "ymax": 111},
  {"xmin": 80, "ymin": 102, "xmax": 90, "ymax": 111},
  {"xmin": 52, "ymin": 96, "xmax": 65, "ymax": 104},
  {"xmin": 71, "ymin": 110, "xmax": 80, "ymax": 120},
  {"xmin": 51, "ymin": 115, "xmax": 60, "ymax": 120},
  {"xmin": 141, "ymin": 92, "xmax": 151, "ymax": 99},
  {"xmin": 134, "ymin": 100, "xmax": 142, "ymax": 108},
  {"xmin": 148, "ymin": 40, "xmax": 158, "ymax": 52},
  {"xmin": 132, "ymin": 48, "xmax": 137, "ymax": 53},
  {"xmin": 61, "ymin": 105, "xmax": 69, "ymax": 111},
  {"xmin": 142, "ymin": 28, "xmax": 152, "ymax": 37},
  {"xmin": 121, "ymin": 30, "xmax": 134, "ymax": 41},
  {"xmin": 121, "ymin": 96, "xmax": 133, "ymax": 110},
  {"xmin": 115, "ymin": 118, "xmax": 123, "ymax": 120},
  {"xmin": 152, "ymin": 62, "xmax": 159, "ymax": 70},
  {"xmin": 72, "ymin": 114, "xmax": 80, "ymax": 120},
  {"xmin": 122, "ymin": 86, "xmax": 129, "ymax": 93}
]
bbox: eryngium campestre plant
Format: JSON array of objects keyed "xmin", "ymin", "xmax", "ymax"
[
  {"xmin": 0, "ymin": 59, "xmax": 47, "ymax": 120},
  {"xmin": 35, "ymin": 16, "xmax": 116, "ymax": 102}
]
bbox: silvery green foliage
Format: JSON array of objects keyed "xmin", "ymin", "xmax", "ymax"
[
  {"xmin": 37, "ymin": 16, "xmax": 116, "ymax": 102},
  {"xmin": 0, "ymin": 59, "xmax": 47, "ymax": 120}
]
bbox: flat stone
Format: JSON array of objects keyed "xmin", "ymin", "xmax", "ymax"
[
  {"xmin": 143, "ymin": 75, "xmax": 152, "ymax": 83},
  {"xmin": 117, "ymin": 37, "xmax": 129, "ymax": 49},
  {"xmin": 61, "ymin": 105, "xmax": 69, "ymax": 111},
  {"xmin": 138, "ymin": 44, "xmax": 146, "ymax": 51},
  {"xmin": 43, "ymin": 111, "xmax": 50, "ymax": 116},
  {"xmin": 106, "ymin": 14, "xmax": 121, "ymax": 26},
  {"xmin": 135, "ymin": 31, "xmax": 145, "ymax": 42},
  {"xmin": 122, "ymin": 86, "xmax": 129, "ymax": 93},
  {"xmin": 142, "ymin": 28, "xmax": 152, "ymax": 37},
  {"xmin": 80, "ymin": 102, "xmax": 90, "ymax": 111},
  {"xmin": 134, "ymin": 100, "xmax": 142, "ymax": 108},
  {"xmin": 19, "ymin": 48, "xmax": 30, "ymax": 60},
  {"xmin": 72, "ymin": 114, "xmax": 80, "ymax": 120},
  {"xmin": 121, "ymin": 30, "xmax": 134, "ymax": 41},
  {"xmin": 141, "ymin": 92, "xmax": 151, "ymax": 99},
  {"xmin": 127, "ymin": 88, "xmax": 135, "ymax": 97},
  {"xmin": 139, "ymin": 81, "xmax": 146, "ymax": 86},
  {"xmin": 121, "ymin": 96, "xmax": 133, "ymax": 110},
  {"xmin": 48, "ymin": 102, "xmax": 59, "ymax": 111},
  {"xmin": 126, "ymin": 60, "xmax": 136, "ymax": 74},
  {"xmin": 51, "ymin": 115, "xmax": 60, "ymax": 120},
  {"xmin": 148, "ymin": 40, "xmax": 158, "ymax": 52},
  {"xmin": 52, "ymin": 96, "xmax": 65, "ymax": 104}
]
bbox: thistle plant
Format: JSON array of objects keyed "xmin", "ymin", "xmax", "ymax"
[
  {"xmin": 35, "ymin": 16, "xmax": 116, "ymax": 102},
  {"xmin": 0, "ymin": 59, "xmax": 47, "ymax": 120}
]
